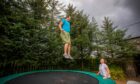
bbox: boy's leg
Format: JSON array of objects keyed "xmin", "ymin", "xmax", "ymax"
[
  {"xmin": 60, "ymin": 31, "xmax": 68, "ymax": 57},
  {"xmin": 68, "ymin": 43, "xmax": 73, "ymax": 59},
  {"xmin": 68, "ymin": 43, "xmax": 71, "ymax": 55},
  {"xmin": 66, "ymin": 32, "xmax": 73, "ymax": 59},
  {"xmin": 60, "ymin": 31, "xmax": 72, "ymax": 59},
  {"xmin": 64, "ymin": 43, "xmax": 69, "ymax": 55},
  {"xmin": 63, "ymin": 43, "xmax": 69, "ymax": 58},
  {"xmin": 67, "ymin": 32, "xmax": 71, "ymax": 56}
]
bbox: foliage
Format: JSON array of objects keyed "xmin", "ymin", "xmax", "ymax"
[
  {"xmin": 0, "ymin": 0, "xmax": 139, "ymax": 77},
  {"xmin": 110, "ymin": 65, "xmax": 126, "ymax": 80},
  {"xmin": 0, "ymin": 0, "xmax": 63, "ymax": 66},
  {"xmin": 91, "ymin": 17, "xmax": 139, "ymax": 61}
]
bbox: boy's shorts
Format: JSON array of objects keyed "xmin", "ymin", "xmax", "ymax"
[{"xmin": 60, "ymin": 31, "xmax": 71, "ymax": 44}]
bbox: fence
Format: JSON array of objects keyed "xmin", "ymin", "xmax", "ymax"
[
  {"xmin": 0, "ymin": 59, "xmax": 99, "ymax": 77},
  {"xmin": 0, "ymin": 58, "xmax": 139, "ymax": 78}
]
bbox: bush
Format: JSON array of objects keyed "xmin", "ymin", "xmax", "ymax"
[{"xmin": 110, "ymin": 65, "xmax": 126, "ymax": 80}]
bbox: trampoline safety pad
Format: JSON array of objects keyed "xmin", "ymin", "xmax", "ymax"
[{"xmin": 0, "ymin": 70, "xmax": 116, "ymax": 84}]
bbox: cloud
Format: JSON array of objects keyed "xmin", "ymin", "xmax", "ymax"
[
  {"xmin": 60, "ymin": 0, "xmax": 140, "ymax": 37},
  {"xmin": 122, "ymin": 0, "xmax": 140, "ymax": 37}
]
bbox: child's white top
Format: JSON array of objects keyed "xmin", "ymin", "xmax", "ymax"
[{"xmin": 99, "ymin": 63, "xmax": 109, "ymax": 77}]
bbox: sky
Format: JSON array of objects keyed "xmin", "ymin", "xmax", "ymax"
[{"xmin": 59, "ymin": 0, "xmax": 140, "ymax": 38}]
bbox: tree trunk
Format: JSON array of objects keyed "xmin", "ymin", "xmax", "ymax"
[{"xmin": 125, "ymin": 59, "xmax": 137, "ymax": 77}]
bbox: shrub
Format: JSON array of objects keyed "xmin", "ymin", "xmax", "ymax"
[{"xmin": 110, "ymin": 65, "xmax": 126, "ymax": 80}]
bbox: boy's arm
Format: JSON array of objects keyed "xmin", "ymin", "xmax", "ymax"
[{"xmin": 58, "ymin": 21, "xmax": 63, "ymax": 31}]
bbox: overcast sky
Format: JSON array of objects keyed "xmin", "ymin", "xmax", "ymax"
[{"xmin": 59, "ymin": 0, "xmax": 140, "ymax": 38}]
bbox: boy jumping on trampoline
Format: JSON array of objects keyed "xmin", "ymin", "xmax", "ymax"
[
  {"xmin": 97, "ymin": 58, "xmax": 111, "ymax": 79},
  {"xmin": 59, "ymin": 15, "xmax": 73, "ymax": 59}
]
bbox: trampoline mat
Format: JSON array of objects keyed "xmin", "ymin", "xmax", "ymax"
[{"xmin": 6, "ymin": 71, "xmax": 99, "ymax": 84}]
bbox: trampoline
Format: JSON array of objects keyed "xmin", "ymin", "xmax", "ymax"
[{"xmin": 0, "ymin": 70, "xmax": 116, "ymax": 84}]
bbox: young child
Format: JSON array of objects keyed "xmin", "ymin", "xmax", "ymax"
[{"xmin": 97, "ymin": 58, "xmax": 111, "ymax": 79}]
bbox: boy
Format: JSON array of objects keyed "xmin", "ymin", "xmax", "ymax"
[{"xmin": 58, "ymin": 16, "xmax": 73, "ymax": 59}]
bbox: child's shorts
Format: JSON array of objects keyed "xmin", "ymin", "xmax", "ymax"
[{"xmin": 60, "ymin": 31, "xmax": 71, "ymax": 44}]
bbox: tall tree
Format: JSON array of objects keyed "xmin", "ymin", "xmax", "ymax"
[
  {"xmin": 101, "ymin": 17, "xmax": 138, "ymax": 60},
  {"xmin": 90, "ymin": 17, "xmax": 104, "ymax": 58},
  {"xmin": 0, "ymin": 0, "xmax": 63, "ymax": 66}
]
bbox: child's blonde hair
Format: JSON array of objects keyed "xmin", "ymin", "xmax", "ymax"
[{"xmin": 100, "ymin": 58, "xmax": 107, "ymax": 63}]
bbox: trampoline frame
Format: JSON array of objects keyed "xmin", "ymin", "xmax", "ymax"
[{"xmin": 0, "ymin": 70, "xmax": 116, "ymax": 84}]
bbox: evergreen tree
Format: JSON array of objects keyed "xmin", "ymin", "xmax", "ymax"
[
  {"xmin": 0, "ymin": 0, "xmax": 63, "ymax": 66},
  {"xmin": 101, "ymin": 17, "xmax": 138, "ymax": 61}
]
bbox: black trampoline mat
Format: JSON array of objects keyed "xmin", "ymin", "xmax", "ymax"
[{"xmin": 6, "ymin": 71, "xmax": 99, "ymax": 84}]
